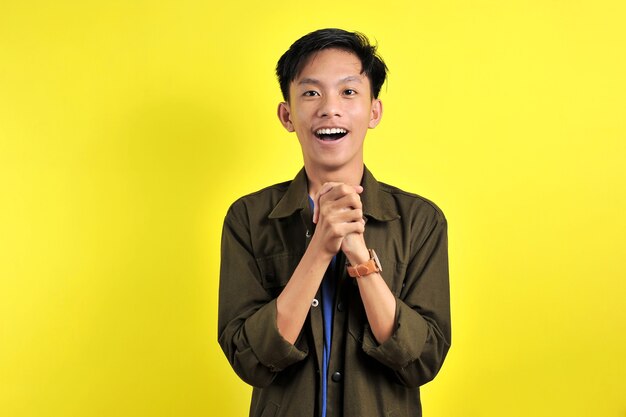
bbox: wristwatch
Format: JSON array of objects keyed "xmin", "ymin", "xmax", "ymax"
[{"xmin": 347, "ymin": 249, "xmax": 382, "ymax": 278}]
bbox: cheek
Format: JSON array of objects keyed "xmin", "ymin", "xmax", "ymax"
[
  {"xmin": 290, "ymin": 116, "xmax": 306, "ymax": 131},
  {"xmin": 354, "ymin": 103, "xmax": 372, "ymax": 118},
  {"xmin": 292, "ymin": 108, "xmax": 313, "ymax": 125},
  {"xmin": 353, "ymin": 110, "xmax": 372, "ymax": 127}
]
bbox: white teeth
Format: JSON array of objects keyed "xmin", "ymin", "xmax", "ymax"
[{"xmin": 316, "ymin": 128, "xmax": 347, "ymax": 135}]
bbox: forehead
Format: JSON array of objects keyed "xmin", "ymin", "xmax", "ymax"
[{"xmin": 295, "ymin": 48, "xmax": 365, "ymax": 82}]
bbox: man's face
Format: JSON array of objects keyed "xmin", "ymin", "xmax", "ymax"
[{"xmin": 278, "ymin": 48, "xmax": 382, "ymax": 173}]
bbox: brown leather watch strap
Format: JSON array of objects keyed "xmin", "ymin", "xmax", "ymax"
[
  {"xmin": 347, "ymin": 259, "xmax": 378, "ymax": 278},
  {"xmin": 346, "ymin": 249, "xmax": 382, "ymax": 278}
]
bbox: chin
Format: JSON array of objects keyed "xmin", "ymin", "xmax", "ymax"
[{"xmin": 316, "ymin": 157, "xmax": 359, "ymax": 171}]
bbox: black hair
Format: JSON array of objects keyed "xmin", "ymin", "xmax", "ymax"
[{"xmin": 276, "ymin": 28, "xmax": 388, "ymax": 102}]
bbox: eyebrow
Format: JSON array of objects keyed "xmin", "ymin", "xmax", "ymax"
[{"xmin": 298, "ymin": 75, "xmax": 363, "ymax": 86}]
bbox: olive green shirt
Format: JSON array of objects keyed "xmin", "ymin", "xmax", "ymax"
[{"xmin": 218, "ymin": 167, "xmax": 451, "ymax": 417}]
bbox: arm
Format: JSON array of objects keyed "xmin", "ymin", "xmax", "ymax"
[
  {"xmin": 314, "ymin": 182, "xmax": 397, "ymax": 344},
  {"xmin": 275, "ymin": 242, "xmax": 332, "ymax": 344},
  {"xmin": 313, "ymin": 182, "xmax": 396, "ymax": 343},
  {"xmin": 360, "ymin": 212, "xmax": 451, "ymax": 388},
  {"xmin": 342, "ymin": 235, "xmax": 397, "ymax": 344},
  {"xmin": 218, "ymin": 204, "xmax": 309, "ymax": 387},
  {"xmin": 276, "ymin": 184, "xmax": 365, "ymax": 343},
  {"xmin": 313, "ymin": 183, "xmax": 451, "ymax": 387},
  {"xmin": 218, "ymin": 186, "xmax": 366, "ymax": 386}
]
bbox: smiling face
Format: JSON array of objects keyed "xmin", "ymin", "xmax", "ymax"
[{"xmin": 277, "ymin": 48, "xmax": 382, "ymax": 175}]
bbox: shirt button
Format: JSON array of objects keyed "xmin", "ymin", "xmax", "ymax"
[
  {"xmin": 311, "ymin": 298, "xmax": 319, "ymax": 307},
  {"xmin": 331, "ymin": 371, "xmax": 343, "ymax": 382},
  {"xmin": 305, "ymin": 230, "xmax": 311, "ymax": 238},
  {"xmin": 337, "ymin": 302, "xmax": 344, "ymax": 312}
]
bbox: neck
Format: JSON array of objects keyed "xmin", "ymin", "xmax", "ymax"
[{"xmin": 305, "ymin": 163, "xmax": 365, "ymax": 198}]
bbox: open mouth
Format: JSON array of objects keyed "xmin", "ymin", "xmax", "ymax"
[{"xmin": 315, "ymin": 128, "xmax": 348, "ymax": 141}]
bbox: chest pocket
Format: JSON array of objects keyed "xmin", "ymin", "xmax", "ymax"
[
  {"xmin": 377, "ymin": 254, "xmax": 408, "ymax": 297},
  {"xmin": 256, "ymin": 252, "xmax": 302, "ymax": 297}
]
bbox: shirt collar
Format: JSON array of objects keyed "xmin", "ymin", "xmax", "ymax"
[
  {"xmin": 268, "ymin": 167, "xmax": 309, "ymax": 219},
  {"xmin": 268, "ymin": 166, "xmax": 400, "ymax": 222},
  {"xmin": 360, "ymin": 167, "xmax": 401, "ymax": 222}
]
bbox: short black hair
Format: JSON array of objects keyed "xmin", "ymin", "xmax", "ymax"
[{"xmin": 276, "ymin": 28, "xmax": 388, "ymax": 102}]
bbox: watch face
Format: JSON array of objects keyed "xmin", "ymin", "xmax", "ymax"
[{"xmin": 371, "ymin": 249, "xmax": 382, "ymax": 272}]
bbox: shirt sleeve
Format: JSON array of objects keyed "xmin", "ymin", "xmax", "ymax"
[
  {"xmin": 361, "ymin": 210, "xmax": 451, "ymax": 388},
  {"xmin": 217, "ymin": 202, "xmax": 308, "ymax": 388}
]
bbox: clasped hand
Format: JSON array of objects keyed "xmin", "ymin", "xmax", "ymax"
[{"xmin": 311, "ymin": 182, "xmax": 367, "ymax": 258}]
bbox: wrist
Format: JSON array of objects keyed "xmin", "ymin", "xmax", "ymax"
[
  {"xmin": 308, "ymin": 233, "xmax": 339, "ymax": 261},
  {"xmin": 341, "ymin": 234, "xmax": 368, "ymax": 263},
  {"xmin": 343, "ymin": 246, "xmax": 370, "ymax": 266}
]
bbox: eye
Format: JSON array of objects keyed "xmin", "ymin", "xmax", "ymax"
[
  {"xmin": 343, "ymin": 89, "xmax": 357, "ymax": 96},
  {"xmin": 303, "ymin": 90, "xmax": 320, "ymax": 97}
]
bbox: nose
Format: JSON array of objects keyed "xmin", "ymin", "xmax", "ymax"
[{"xmin": 317, "ymin": 94, "xmax": 342, "ymax": 118}]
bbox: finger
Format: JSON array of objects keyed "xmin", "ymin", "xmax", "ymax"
[
  {"xmin": 319, "ymin": 195, "xmax": 362, "ymax": 226},
  {"xmin": 313, "ymin": 182, "xmax": 341, "ymax": 223},
  {"xmin": 335, "ymin": 193, "xmax": 362, "ymax": 211},
  {"xmin": 322, "ymin": 183, "xmax": 356, "ymax": 201},
  {"xmin": 315, "ymin": 183, "xmax": 363, "ymax": 223},
  {"xmin": 337, "ymin": 221, "xmax": 366, "ymax": 236},
  {"xmin": 332, "ymin": 207, "xmax": 364, "ymax": 224}
]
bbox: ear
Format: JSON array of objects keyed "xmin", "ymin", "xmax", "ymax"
[
  {"xmin": 277, "ymin": 102, "xmax": 295, "ymax": 132},
  {"xmin": 368, "ymin": 99, "xmax": 383, "ymax": 129}
]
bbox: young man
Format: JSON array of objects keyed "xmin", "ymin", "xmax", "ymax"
[{"xmin": 218, "ymin": 28, "xmax": 450, "ymax": 417}]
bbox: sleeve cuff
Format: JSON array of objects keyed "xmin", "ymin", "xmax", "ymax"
[
  {"xmin": 362, "ymin": 298, "xmax": 429, "ymax": 371},
  {"xmin": 244, "ymin": 299, "xmax": 308, "ymax": 372}
]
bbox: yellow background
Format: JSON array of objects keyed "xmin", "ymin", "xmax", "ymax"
[{"xmin": 1, "ymin": 1, "xmax": 625, "ymax": 416}]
